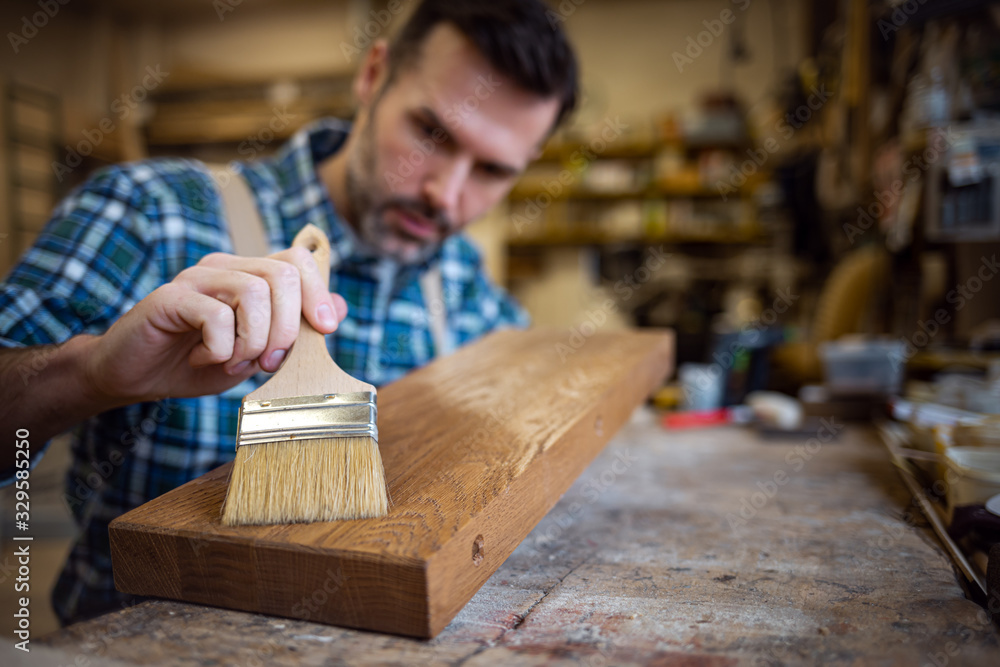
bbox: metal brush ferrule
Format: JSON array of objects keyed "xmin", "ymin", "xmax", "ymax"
[{"xmin": 235, "ymin": 392, "xmax": 378, "ymax": 448}]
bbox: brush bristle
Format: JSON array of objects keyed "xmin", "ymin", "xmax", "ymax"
[{"xmin": 221, "ymin": 436, "xmax": 388, "ymax": 525}]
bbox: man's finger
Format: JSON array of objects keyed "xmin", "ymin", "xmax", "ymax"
[
  {"xmin": 331, "ymin": 293, "xmax": 348, "ymax": 322},
  {"xmin": 268, "ymin": 247, "xmax": 339, "ymax": 334},
  {"xmin": 196, "ymin": 254, "xmax": 305, "ymax": 371},
  {"xmin": 170, "ymin": 291, "xmax": 237, "ymax": 368},
  {"xmin": 173, "ymin": 266, "xmax": 273, "ymax": 371}
]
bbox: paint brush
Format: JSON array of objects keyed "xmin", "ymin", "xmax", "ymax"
[{"xmin": 221, "ymin": 223, "xmax": 388, "ymax": 525}]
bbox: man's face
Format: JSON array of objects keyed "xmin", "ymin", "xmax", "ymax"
[{"xmin": 344, "ymin": 24, "xmax": 560, "ymax": 264}]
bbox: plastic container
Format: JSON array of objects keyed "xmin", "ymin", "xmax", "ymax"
[
  {"xmin": 678, "ymin": 363, "xmax": 724, "ymax": 411},
  {"xmin": 944, "ymin": 447, "xmax": 1000, "ymax": 516},
  {"xmin": 891, "ymin": 397, "xmax": 987, "ymax": 452},
  {"xmin": 953, "ymin": 419, "xmax": 1000, "ymax": 449},
  {"xmin": 819, "ymin": 340, "xmax": 906, "ymax": 396},
  {"xmin": 935, "ymin": 374, "xmax": 1000, "ymax": 414}
]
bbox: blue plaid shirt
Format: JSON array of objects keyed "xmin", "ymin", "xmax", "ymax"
[{"xmin": 0, "ymin": 118, "xmax": 528, "ymax": 624}]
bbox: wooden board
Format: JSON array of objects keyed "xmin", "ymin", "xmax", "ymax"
[{"xmin": 109, "ymin": 328, "xmax": 674, "ymax": 638}]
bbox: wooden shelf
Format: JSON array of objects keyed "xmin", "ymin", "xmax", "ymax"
[
  {"xmin": 75, "ymin": 0, "xmax": 335, "ymax": 21},
  {"xmin": 509, "ymin": 186, "xmax": 644, "ymax": 201},
  {"xmin": 506, "ymin": 133, "xmax": 769, "ymax": 258},
  {"xmin": 145, "ymin": 99, "xmax": 351, "ymax": 146},
  {"xmin": 537, "ymin": 139, "xmax": 658, "ymax": 161},
  {"xmin": 152, "ymin": 66, "xmax": 354, "ymax": 96},
  {"xmin": 507, "ymin": 227, "xmax": 764, "ymax": 248},
  {"xmin": 143, "ymin": 68, "xmax": 355, "ymax": 148},
  {"xmin": 534, "ymin": 136, "xmax": 755, "ymax": 162},
  {"xmin": 907, "ymin": 349, "xmax": 1000, "ymax": 371},
  {"xmin": 508, "ymin": 183, "xmax": 757, "ymax": 202}
]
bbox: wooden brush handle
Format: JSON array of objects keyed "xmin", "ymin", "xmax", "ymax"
[
  {"xmin": 287, "ymin": 223, "xmax": 334, "ymax": 367},
  {"xmin": 246, "ymin": 224, "xmax": 374, "ymax": 401},
  {"xmin": 294, "ymin": 223, "xmax": 332, "ymax": 283}
]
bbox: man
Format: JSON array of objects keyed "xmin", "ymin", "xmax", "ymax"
[{"xmin": 0, "ymin": 0, "xmax": 578, "ymax": 624}]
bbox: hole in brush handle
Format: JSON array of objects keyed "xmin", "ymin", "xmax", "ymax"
[{"xmin": 291, "ymin": 224, "xmax": 331, "ymax": 280}]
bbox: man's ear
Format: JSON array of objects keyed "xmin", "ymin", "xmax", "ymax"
[{"xmin": 355, "ymin": 39, "xmax": 390, "ymax": 106}]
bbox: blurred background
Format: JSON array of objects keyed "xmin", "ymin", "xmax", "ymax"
[{"xmin": 3, "ymin": 0, "xmax": 1000, "ymax": 633}]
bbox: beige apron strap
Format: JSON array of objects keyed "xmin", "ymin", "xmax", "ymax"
[
  {"xmin": 419, "ymin": 265, "xmax": 453, "ymax": 357},
  {"xmin": 207, "ymin": 164, "xmax": 270, "ymax": 257}
]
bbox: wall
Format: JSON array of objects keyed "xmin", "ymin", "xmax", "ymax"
[
  {"xmin": 153, "ymin": 0, "xmax": 808, "ymax": 133},
  {"xmin": 0, "ymin": 0, "xmax": 811, "ymax": 167},
  {"xmin": 0, "ymin": 2, "xmax": 114, "ymax": 138},
  {"xmin": 161, "ymin": 0, "xmax": 356, "ymax": 81},
  {"xmin": 558, "ymin": 0, "xmax": 807, "ymax": 132}
]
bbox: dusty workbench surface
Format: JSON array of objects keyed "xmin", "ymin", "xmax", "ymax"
[{"xmin": 41, "ymin": 411, "xmax": 1000, "ymax": 665}]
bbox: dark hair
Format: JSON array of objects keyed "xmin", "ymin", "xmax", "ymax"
[{"xmin": 388, "ymin": 0, "xmax": 579, "ymax": 130}]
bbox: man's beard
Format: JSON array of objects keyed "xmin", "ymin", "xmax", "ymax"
[{"xmin": 344, "ymin": 113, "xmax": 453, "ymax": 266}]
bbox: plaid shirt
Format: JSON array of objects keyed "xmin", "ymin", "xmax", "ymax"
[{"xmin": 0, "ymin": 118, "xmax": 528, "ymax": 624}]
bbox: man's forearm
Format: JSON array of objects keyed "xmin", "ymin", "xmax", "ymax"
[{"xmin": 0, "ymin": 335, "xmax": 113, "ymax": 446}]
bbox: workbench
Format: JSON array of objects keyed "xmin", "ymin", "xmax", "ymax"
[{"xmin": 35, "ymin": 410, "xmax": 1000, "ymax": 665}]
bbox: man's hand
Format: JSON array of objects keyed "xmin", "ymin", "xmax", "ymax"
[{"xmin": 81, "ymin": 247, "xmax": 348, "ymax": 406}]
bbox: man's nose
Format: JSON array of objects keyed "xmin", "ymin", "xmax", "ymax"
[{"xmin": 422, "ymin": 155, "xmax": 471, "ymax": 219}]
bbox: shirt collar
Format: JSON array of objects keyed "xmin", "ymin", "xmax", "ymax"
[{"xmin": 269, "ymin": 118, "xmax": 358, "ymax": 267}]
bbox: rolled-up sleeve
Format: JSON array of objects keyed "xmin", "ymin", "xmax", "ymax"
[{"xmin": 0, "ymin": 165, "xmax": 161, "ymax": 486}]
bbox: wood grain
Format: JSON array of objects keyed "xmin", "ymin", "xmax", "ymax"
[{"xmin": 110, "ymin": 328, "xmax": 674, "ymax": 637}]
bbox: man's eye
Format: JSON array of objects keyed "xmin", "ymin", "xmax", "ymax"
[
  {"xmin": 477, "ymin": 164, "xmax": 508, "ymax": 178},
  {"xmin": 415, "ymin": 119, "xmax": 436, "ymax": 136}
]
